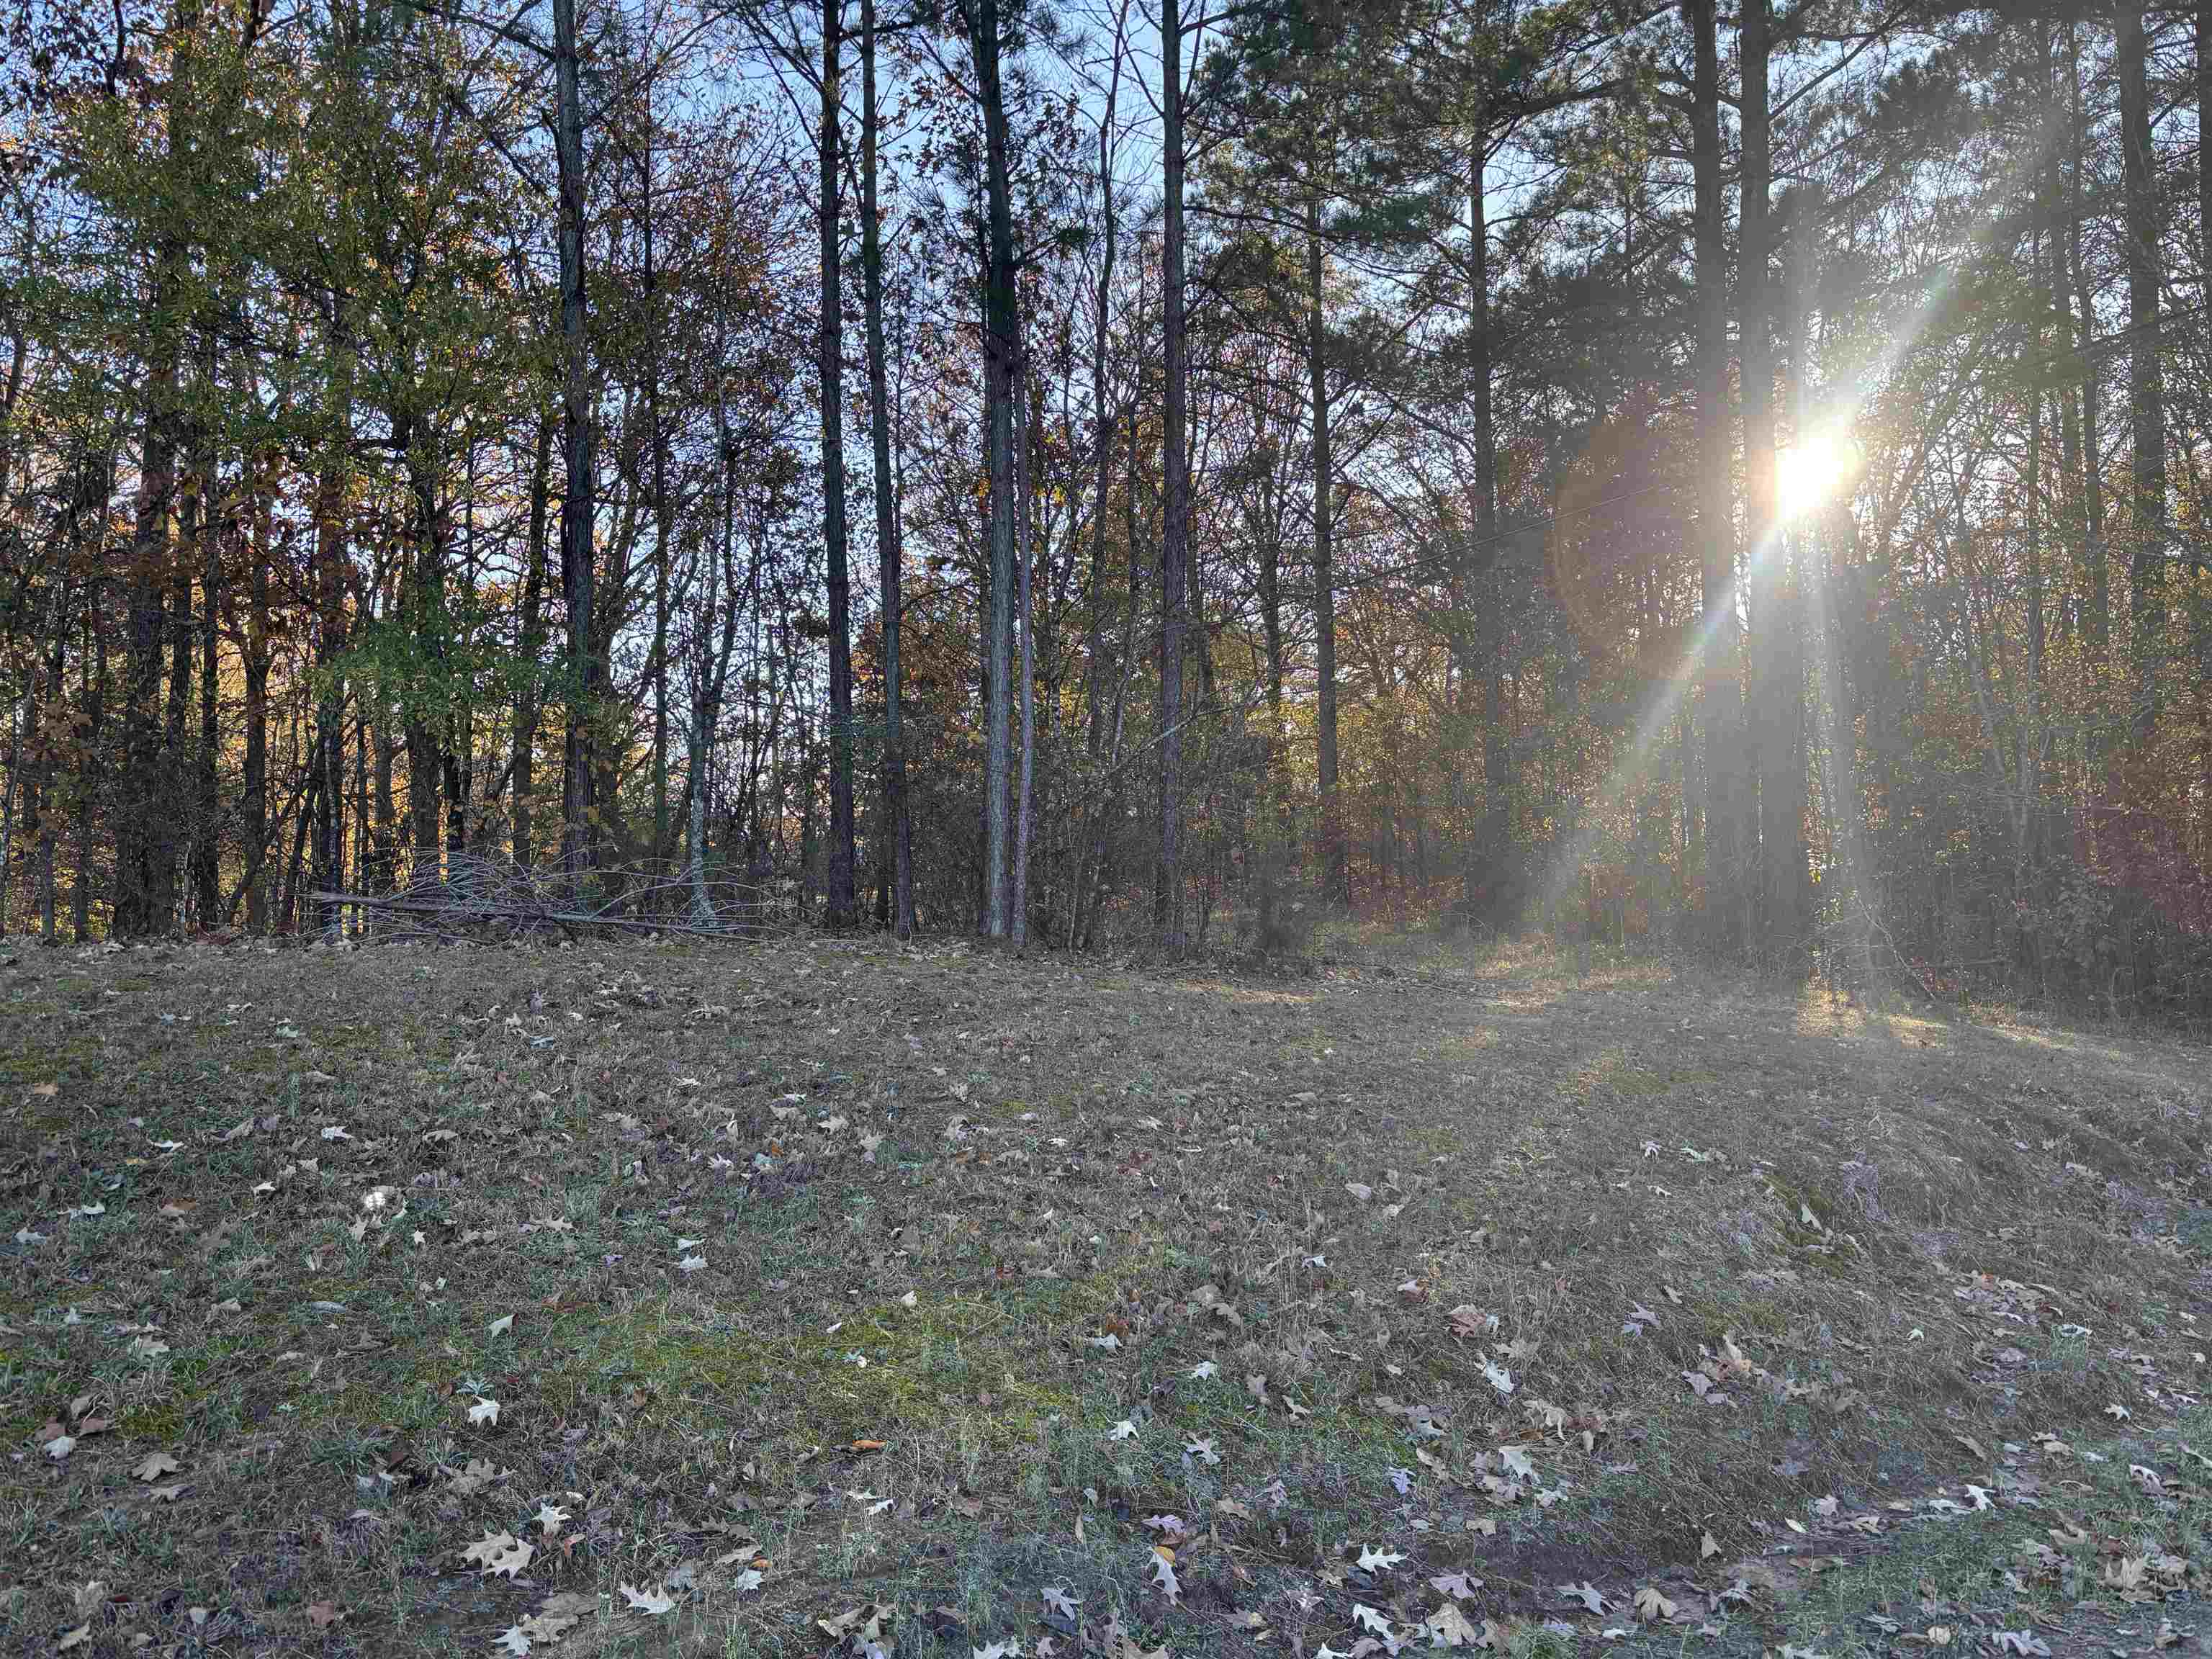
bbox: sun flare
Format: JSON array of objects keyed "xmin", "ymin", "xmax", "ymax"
[{"xmin": 1775, "ymin": 430, "xmax": 1862, "ymax": 522}]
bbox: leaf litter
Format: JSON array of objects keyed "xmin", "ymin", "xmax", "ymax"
[{"xmin": 2, "ymin": 936, "xmax": 2209, "ymax": 1653}]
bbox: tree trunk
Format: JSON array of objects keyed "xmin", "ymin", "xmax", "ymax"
[
  {"xmin": 1075, "ymin": 26, "xmax": 1126, "ymax": 948},
  {"xmin": 0, "ymin": 690, "xmax": 20, "ymax": 936},
  {"xmin": 443, "ymin": 743, "xmax": 467, "ymax": 859},
  {"xmin": 553, "ymin": 0, "xmax": 598, "ymax": 883},
  {"xmin": 156, "ymin": 449, "xmax": 195, "ymax": 928},
  {"xmin": 861, "ymin": 0, "xmax": 912, "ymax": 938},
  {"xmin": 1689, "ymin": 0, "xmax": 1743, "ymax": 954},
  {"xmin": 35, "ymin": 580, "xmax": 70, "ymax": 941},
  {"xmin": 643, "ymin": 101, "xmax": 674, "ymax": 881},
  {"xmin": 305, "ymin": 322, "xmax": 351, "ymax": 934},
  {"xmin": 194, "ymin": 444, "xmax": 220, "ymax": 927},
  {"xmin": 971, "ymin": 0, "xmax": 1018, "ymax": 939},
  {"xmin": 2198, "ymin": 0, "xmax": 2212, "ymax": 855},
  {"xmin": 372, "ymin": 701, "xmax": 397, "ymax": 897},
  {"xmin": 403, "ymin": 423, "xmax": 441, "ymax": 881},
  {"xmin": 1468, "ymin": 137, "xmax": 1511, "ymax": 892},
  {"xmin": 115, "ymin": 9, "xmax": 193, "ymax": 939},
  {"xmin": 688, "ymin": 692, "xmax": 714, "ymax": 923},
  {"xmin": 1013, "ymin": 346, "xmax": 1036, "ymax": 949},
  {"xmin": 2202, "ymin": 0, "xmax": 2211, "ymax": 336},
  {"xmin": 1157, "ymin": 0, "xmax": 1190, "ymax": 953},
  {"xmin": 2119, "ymin": 0, "xmax": 2167, "ymax": 753},
  {"xmin": 246, "ymin": 553, "xmax": 271, "ymax": 931},
  {"xmin": 74, "ymin": 595, "xmax": 106, "ymax": 938},
  {"xmin": 1307, "ymin": 190, "xmax": 1344, "ymax": 912},
  {"xmin": 1257, "ymin": 467, "xmax": 1289, "ymax": 945},
  {"xmin": 513, "ymin": 413, "xmax": 552, "ymax": 870},
  {"xmin": 1784, "ymin": 192, "xmax": 1818, "ymax": 947},
  {"xmin": 2068, "ymin": 17, "xmax": 2110, "ymax": 688},
  {"xmin": 819, "ymin": 0, "xmax": 858, "ymax": 925},
  {"xmin": 1741, "ymin": 0, "xmax": 1800, "ymax": 969}
]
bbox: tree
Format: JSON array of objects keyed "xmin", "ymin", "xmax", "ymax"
[
  {"xmin": 1685, "ymin": 0, "xmax": 1745, "ymax": 953},
  {"xmin": 954, "ymin": 0, "xmax": 1021, "ymax": 940},
  {"xmin": 860, "ymin": 0, "xmax": 913, "ymax": 936},
  {"xmin": 553, "ymin": 0, "xmax": 600, "ymax": 881},
  {"xmin": 1157, "ymin": 0, "xmax": 1191, "ymax": 950},
  {"xmin": 1740, "ymin": 0, "xmax": 1805, "ymax": 968},
  {"xmin": 2116, "ymin": 0, "xmax": 2164, "ymax": 755},
  {"xmin": 818, "ymin": 0, "xmax": 859, "ymax": 923}
]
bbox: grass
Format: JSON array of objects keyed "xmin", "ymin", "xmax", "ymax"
[{"xmin": 2, "ymin": 932, "xmax": 2211, "ymax": 1656}]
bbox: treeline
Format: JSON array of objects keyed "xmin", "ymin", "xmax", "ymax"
[{"xmin": 0, "ymin": 0, "xmax": 2208, "ymax": 1009}]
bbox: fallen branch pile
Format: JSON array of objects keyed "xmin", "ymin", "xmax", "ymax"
[{"xmin": 312, "ymin": 853, "xmax": 789, "ymax": 943}]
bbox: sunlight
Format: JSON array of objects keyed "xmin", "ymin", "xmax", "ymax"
[{"xmin": 1775, "ymin": 428, "xmax": 1862, "ymax": 522}]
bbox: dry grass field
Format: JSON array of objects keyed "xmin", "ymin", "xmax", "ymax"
[{"xmin": 4, "ymin": 932, "xmax": 2211, "ymax": 1658}]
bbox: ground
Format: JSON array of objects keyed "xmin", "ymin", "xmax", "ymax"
[{"xmin": 4, "ymin": 932, "xmax": 2212, "ymax": 1659}]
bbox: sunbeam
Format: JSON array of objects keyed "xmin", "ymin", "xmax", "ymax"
[{"xmin": 1526, "ymin": 79, "xmax": 2065, "ymax": 945}]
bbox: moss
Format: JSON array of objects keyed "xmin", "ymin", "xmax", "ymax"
[
  {"xmin": 523, "ymin": 1294, "xmax": 1081, "ymax": 1448},
  {"xmin": 116, "ymin": 1395, "xmax": 216, "ymax": 1441}
]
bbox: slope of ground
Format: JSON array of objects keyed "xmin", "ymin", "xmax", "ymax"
[{"xmin": 3, "ymin": 934, "xmax": 2211, "ymax": 1658}]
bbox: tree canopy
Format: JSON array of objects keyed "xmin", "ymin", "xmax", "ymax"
[{"xmin": 0, "ymin": 0, "xmax": 2207, "ymax": 1010}]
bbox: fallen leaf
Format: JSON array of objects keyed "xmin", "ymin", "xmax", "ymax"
[
  {"xmin": 620, "ymin": 1583, "xmax": 675, "ymax": 1616},
  {"xmin": 446, "ymin": 1457, "xmax": 503, "ymax": 1495},
  {"xmin": 1632, "ymin": 1586, "xmax": 1677, "ymax": 1622},
  {"xmin": 462, "ymin": 1530, "xmax": 534, "ymax": 1578},
  {"xmin": 1104, "ymin": 1614, "xmax": 1171, "ymax": 1659},
  {"xmin": 1562, "ymin": 1582, "xmax": 1607, "ymax": 1615},
  {"xmin": 1426, "ymin": 1602, "xmax": 1484, "ymax": 1647}
]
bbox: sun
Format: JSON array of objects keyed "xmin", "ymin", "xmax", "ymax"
[{"xmin": 1775, "ymin": 429, "xmax": 1861, "ymax": 522}]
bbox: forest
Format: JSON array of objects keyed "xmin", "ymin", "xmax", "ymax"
[{"xmin": 0, "ymin": 0, "xmax": 2207, "ymax": 1010}]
